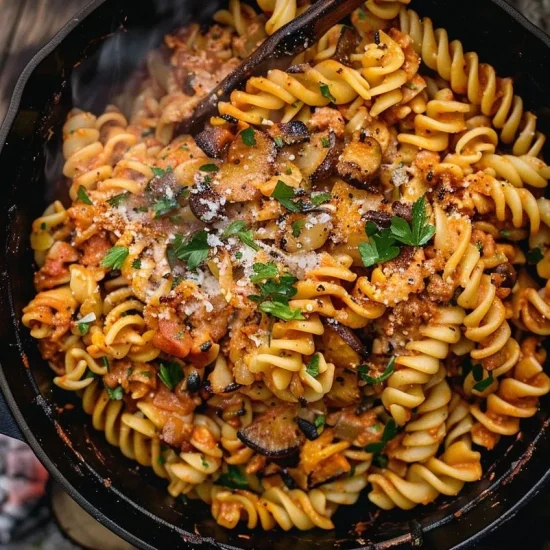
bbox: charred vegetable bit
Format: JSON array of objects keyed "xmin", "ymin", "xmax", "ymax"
[
  {"xmin": 267, "ymin": 121, "xmax": 310, "ymax": 146},
  {"xmin": 237, "ymin": 405, "xmax": 304, "ymax": 457},
  {"xmin": 189, "ymin": 182, "xmax": 226, "ymax": 223},
  {"xmin": 337, "ymin": 138, "xmax": 382, "ymax": 187},
  {"xmin": 295, "ymin": 131, "xmax": 342, "ymax": 182},
  {"xmin": 324, "ymin": 318, "xmax": 368, "ymax": 357},
  {"xmin": 297, "ymin": 417, "xmax": 321, "ymax": 441},
  {"xmin": 195, "ymin": 125, "xmax": 235, "ymax": 158}
]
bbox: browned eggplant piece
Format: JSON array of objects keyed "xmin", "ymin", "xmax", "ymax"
[
  {"xmin": 328, "ymin": 407, "xmax": 381, "ymax": 447},
  {"xmin": 267, "ymin": 121, "xmax": 310, "ymax": 146},
  {"xmin": 337, "ymin": 138, "xmax": 382, "ymax": 187},
  {"xmin": 213, "ymin": 129, "xmax": 277, "ymax": 202},
  {"xmin": 147, "ymin": 167, "xmax": 178, "ymax": 198},
  {"xmin": 323, "ymin": 318, "xmax": 368, "ymax": 358},
  {"xmin": 333, "ymin": 26, "xmax": 359, "ymax": 65},
  {"xmin": 237, "ymin": 405, "xmax": 304, "ymax": 458},
  {"xmin": 189, "ymin": 182, "xmax": 226, "ymax": 223},
  {"xmin": 294, "ymin": 130, "xmax": 343, "ymax": 183},
  {"xmin": 324, "ymin": 369, "xmax": 361, "ymax": 407},
  {"xmin": 308, "ymin": 454, "xmax": 350, "ymax": 488},
  {"xmin": 491, "ymin": 262, "xmax": 518, "ymax": 289},
  {"xmin": 195, "ymin": 125, "xmax": 235, "ymax": 159}
]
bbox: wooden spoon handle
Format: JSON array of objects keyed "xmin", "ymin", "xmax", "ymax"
[{"xmin": 177, "ymin": 0, "xmax": 365, "ymax": 135}]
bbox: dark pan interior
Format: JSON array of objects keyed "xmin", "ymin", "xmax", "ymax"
[{"xmin": 1, "ymin": 0, "xmax": 550, "ymax": 548}]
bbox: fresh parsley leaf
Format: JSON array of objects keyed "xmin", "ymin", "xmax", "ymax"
[
  {"xmin": 152, "ymin": 197, "xmax": 178, "ymax": 218},
  {"xmin": 390, "ymin": 196, "xmax": 435, "ymax": 247},
  {"xmin": 250, "ymin": 262, "xmax": 279, "ymax": 283},
  {"xmin": 105, "ymin": 385, "xmax": 124, "ymax": 400},
  {"xmin": 365, "ymin": 419, "xmax": 398, "ymax": 454},
  {"xmin": 241, "ymin": 128, "xmax": 256, "ymax": 146},
  {"xmin": 234, "ymin": 251, "xmax": 243, "ymax": 260},
  {"xmin": 101, "ymin": 246, "xmax": 129, "ymax": 270},
  {"xmin": 358, "ymin": 357, "xmax": 395, "ymax": 385},
  {"xmin": 473, "ymin": 373, "xmax": 494, "ymax": 393},
  {"xmin": 321, "ymin": 137, "xmax": 330, "ymax": 148},
  {"xmin": 292, "ymin": 220, "xmax": 304, "ymax": 238},
  {"xmin": 258, "ymin": 301, "xmax": 304, "ymax": 321},
  {"xmin": 132, "ymin": 258, "xmax": 141, "ymax": 269},
  {"xmin": 171, "ymin": 230, "xmax": 210, "ymax": 271},
  {"xmin": 359, "ymin": 229, "xmax": 400, "ymax": 267},
  {"xmin": 151, "ymin": 166, "xmax": 172, "ymax": 178},
  {"xmin": 199, "ymin": 163, "xmax": 218, "ymax": 172},
  {"xmin": 319, "ymin": 83, "xmax": 336, "ymax": 103},
  {"xmin": 77, "ymin": 186, "xmax": 92, "ymax": 205},
  {"xmin": 158, "ymin": 362, "xmax": 184, "ymax": 390},
  {"xmin": 217, "ymin": 465, "xmax": 248, "ymax": 489},
  {"xmin": 107, "ymin": 192, "xmax": 130, "ymax": 207},
  {"xmin": 274, "ymin": 136, "xmax": 284, "ymax": 148},
  {"xmin": 222, "ymin": 221, "xmax": 259, "ymax": 251},
  {"xmin": 305, "ymin": 354, "xmax": 320, "ymax": 378},
  {"xmin": 84, "ymin": 369, "xmax": 97, "ymax": 379},
  {"xmin": 310, "ymin": 192, "xmax": 331, "ymax": 206},
  {"xmin": 373, "ymin": 454, "xmax": 388, "ymax": 468},
  {"xmin": 78, "ymin": 323, "xmax": 90, "ymax": 335},
  {"xmin": 527, "ymin": 247, "xmax": 544, "ymax": 264},
  {"xmin": 272, "ymin": 180, "xmax": 300, "ymax": 212},
  {"xmin": 472, "ymin": 363, "xmax": 483, "ymax": 382},
  {"xmin": 365, "ymin": 221, "xmax": 379, "ymax": 237},
  {"xmin": 314, "ymin": 415, "xmax": 325, "ymax": 429}
]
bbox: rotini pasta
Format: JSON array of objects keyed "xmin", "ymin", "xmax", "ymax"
[{"xmin": 22, "ymin": 0, "xmax": 550, "ymax": 535}]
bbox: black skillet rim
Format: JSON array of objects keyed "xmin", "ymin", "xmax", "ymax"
[{"xmin": 0, "ymin": 1, "xmax": 550, "ymax": 549}]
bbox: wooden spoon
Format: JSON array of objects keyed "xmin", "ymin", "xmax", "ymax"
[{"xmin": 177, "ymin": 0, "xmax": 366, "ymax": 135}]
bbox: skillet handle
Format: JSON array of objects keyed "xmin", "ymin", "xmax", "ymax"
[{"xmin": 0, "ymin": 390, "xmax": 23, "ymax": 441}]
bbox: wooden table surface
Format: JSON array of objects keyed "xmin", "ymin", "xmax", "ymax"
[{"xmin": 0, "ymin": 0, "xmax": 90, "ymax": 124}]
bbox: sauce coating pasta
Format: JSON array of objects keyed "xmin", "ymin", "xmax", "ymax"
[{"xmin": 22, "ymin": 0, "xmax": 550, "ymax": 532}]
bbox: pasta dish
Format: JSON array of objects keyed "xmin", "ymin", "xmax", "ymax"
[{"xmin": 21, "ymin": 0, "xmax": 550, "ymax": 532}]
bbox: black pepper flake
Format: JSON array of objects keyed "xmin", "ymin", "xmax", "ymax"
[
  {"xmin": 200, "ymin": 341, "xmax": 212, "ymax": 352},
  {"xmin": 427, "ymin": 171, "xmax": 434, "ymax": 182}
]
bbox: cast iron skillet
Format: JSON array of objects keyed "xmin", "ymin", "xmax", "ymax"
[{"xmin": 1, "ymin": 0, "xmax": 550, "ymax": 548}]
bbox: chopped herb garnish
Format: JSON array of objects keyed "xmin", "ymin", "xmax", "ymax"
[
  {"xmin": 127, "ymin": 367, "xmax": 134, "ymax": 377},
  {"xmin": 472, "ymin": 363, "xmax": 483, "ymax": 382},
  {"xmin": 171, "ymin": 230, "xmax": 210, "ymax": 271},
  {"xmin": 151, "ymin": 166, "xmax": 172, "ymax": 178},
  {"xmin": 365, "ymin": 419, "xmax": 398, "ymax": 455},
  {"xmin": 234, "ymin": 251, "xmax": 243, "ymax": 260},
  {"xmin": 40, "ymin": 222, "xmax": 47, "ymax": 230},
  {"xmin": 102, "ymin": 357, "xmax": 110, "ymax": 371},
  {"xmin": 141, "ymin": 370, "xmax": 152, "ymax": 378},
  {"xmin": 272, "ymin": 180, "xmax": 300, "ymax": 213},
  {"xmin": 405, "ymin": 83, "xmax": 417, "ymax": 90},
  {"xmin": 358, "ymin": 357, "xmax": 395, "ymax": 385},
  {"xmin": 285, "ymin": 167, "xmax": 293, "ymax": 175},
  {"xmin": 135, "ymin": 206, "xmax": 148, "ymax": 213},
  {"xmin": 132, "ymin": 258, "xmax": 142, "ymax": 269},
  {"xmin": 390, "ymin": 196, "xmax": 435, "ymax": 247},
  {"xmin": 359, "ymin": 227, "xmax": 400, "ymax": 267},
  {"xmin": 258, "ymin": 301, "xmax": 304, "ymax": 320},
  {"xmin": 157, "ymin": 455, "xmax": 166, "ymax": 465},
  {"xmin": 101, "ymin": 246, "xmax": 129, "ymax": 270},
  {"xmin": 373, "ymin": 454, "xmax": 388, "ymax": 468},
  {"xmin": 250, "ymin": 262, "xmax": 279, "ymax": 283},
  {"xmin": 321, "ymin": 137, "xmax": 330, "ymax": 148},
  {"xmin": 222, "ymin": 221, "xmax": 259, "ymax": 251},
  {"xmin": 349, "ymin": 464, "xmax": 356, "ymax": 477},
  {"xmin": 475, "ymin": 241, "xmax": 484, "ymax": 252},
  {"xmin": 527, "ymin": 247, "xmax": 544, "ymax": 264},
  {"xmin": 201, "ymin": 456, "xmax": 209, "ymax": 469},
  {"xmin": 274, "ymin": 136, "xmax": 284, "ymax": 148},
  {"xmin": 314, "ymin": 415, "xmax": 325, "ymax": 429},
  {"xmin": 75, "ymin": 312, "xmax": 96, "ymax": 335},
  {"xmin": 77, "ymin": 186, "xmax": 92, "ymax": 205},
  {"xmin": 152, "ymin": 196, "xmax": 178, "ymax": 218},
  {"xmin": 107, "ymin": 192, "xmax": 130, "ymax": 207},
  {"xmin": 78, "ymin": 323, "xmax": 90, "ymax": 335},
  {"xmin": 305, "ymin": 354, "xmax": 320, "ymax": 378},
  {"xmin": 310, "ymin": 192, "xmax": 331, "ymax": 206},
  {"xmin": 319, "ymin": 83, "xmax": 336, "ymax": 103},
  {"xmin": 158, "ymin": 362, "xmax": 184, "ymax": 390},
  {"xmin": 292, "ymin": 220, "xmax": 304, "ymax": 238},
  {"xmin": 357, "ymin": 7, "xmax": 366, "ymax": 19},
  {"xmin": 250, "ymin": 268, "xmax": 304, "ymax": 321},
  {"xmin": 473, "ymin": 373, "xmax": 494, "ymax": 393},
  {"xmin": 199, "ymin": 163, "xmax": 218, "ymax": 172},
  {"xmin": 84, "ymin": 369, "xmax": 97, "ymax": 379},
  {"xmin": 105, "ymin": 385, "xmax": 124, "ymax": 400},
  {"xmin": 500, "ymin": 230, "xmax": 512, "ymax": 239},
  {"xmin": 241, "ymin": 128, "xmax": 256, "ymax": 146},
  {"xmin": 217, "ymin": 465, "xmax": 248, "ymax": 489}
]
